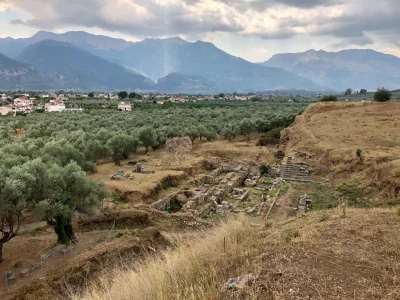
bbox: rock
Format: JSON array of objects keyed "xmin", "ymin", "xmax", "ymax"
[
  {"xmin": 42, "ymin": 245, "xmax": 67, "ymax": 260},
  {"xmin": 29, "ymin": 264, "xmax": 41, "ymax": 272},
  {"xmin": 176, "ymin": 193, "xmax": 189, "ymax": 204},
  {"xmin": 238, "ymin": 190, "xmax": 249, "ymax": 202},
  {"xmin": 222, "ymin": 274, "xmax": 255, "ymax": 292},
  {"xmin": 19, "ymin": 269, "xmax": 30, "ymax": 278},
  {"xmin": 216, "ymin": 205, "xmax": 225, "ymax": 214},
  {"xmin": 183, "ymin": 200, "xmax": 196, "ymax": 210},
  {"xmin": 245, "ymin": 207, "xmax": 257, "ymax": 215},
  {"xmin": 14, "ymin": 261, "xmax": 22, "ymax": 268},
  {"xmin": 6, "ymin": 271, "xmax": 16, "ymax": 283},
  {"xmin": 165, "ymin": 136, "xmax": 193, "ymax": 153},
  {"xmin": 62, "ymin": 246, "xmax": 74, "ymax": 254},
  {"xmin": 103, "ymin": 200, "xmax": 116, "ymax": 210},
  {"xmin": 204, "ymin": 157, "xmax": 220, "ymax": 170},
  {"xmin": 204, "ymin": 175, "xmax": 215, "ymax": 184},
  {"xmin": 198, "ymin": 203, "xmax": 214, "ymax": 218}
]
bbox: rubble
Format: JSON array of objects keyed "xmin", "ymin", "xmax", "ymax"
[
  {"xmin": 297, "ymin": 194, "xmax": 312, "ymax": 216},
  {"xmin": 110, "ymin": 170, "xmax": 134, "ymax": 181},
  {"xmin": 229, "ymin": 188, "xmax": 249, "ymax": 202},
  {"xmin": 222, "ymin": 274, "xmax": 255, "ymax": 292},
  {"xmin": 133, "ymin": 163, "xmax": 155, "ymax": 174}
]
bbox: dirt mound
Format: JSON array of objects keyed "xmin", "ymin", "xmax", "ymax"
[
  {"xmin": 165, "ymin": 136, "xmax": 193, "ymax": 153},
  {"xmin": 12, "ymin": 227, "xmax": 168, "ymax": 300},
  {"xmin": 77, "ymin": 210, "xmax": 150, "ymax": 230}
]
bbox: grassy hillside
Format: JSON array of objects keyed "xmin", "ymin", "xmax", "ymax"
[
  {"xmin": 74, "ymin": 208, "xmax": 400, "ymax": 300},
  {"xmin": 281, "ymin": 101, "xmax": 400, "ymax": 202}
]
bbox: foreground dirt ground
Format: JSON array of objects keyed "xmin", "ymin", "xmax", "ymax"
[{"xmin": 74, "ymin": 208, "xmax": 400, "ymax": 300}]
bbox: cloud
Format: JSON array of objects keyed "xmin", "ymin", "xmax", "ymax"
[
  {"xmin": 10, "ymin": 19, "xmax": 26, "ymax": 25},
  {"xmin": 5, "ymin": 0, "xmax": 400, "ymax": 51}
]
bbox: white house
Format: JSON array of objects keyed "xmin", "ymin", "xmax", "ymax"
[
  {"xmin": 45, "ymin": 100, "xmax": 65, "ymax": 112},
  {"xmin": 13, "ymin": 97, "xmax": 35, "ymax": 113},
  {"xmin": 118, "ymin": 102, "xmax": 132, "ymax": 111}
]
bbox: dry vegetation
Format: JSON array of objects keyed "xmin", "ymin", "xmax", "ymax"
[
  {"xmin": 0, "ymin": 136, "xmax": 274, "ymax": 300},
  {"xmin": 74, "ymin": 208, "xmax": 400, "ymax": 300},
  {"xmin": 281, "ymin": 102, "xmax": 400, "ymax": 202},
  {"xmin": 5, "ymin": 102, "xmax": 400, "ymax": 300}
]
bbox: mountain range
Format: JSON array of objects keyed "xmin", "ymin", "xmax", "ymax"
[
  {"xmin": 0, "ymin": 52, "xmax": 50, "ymax": 90},
  {"xmin": 16, "ymin": 40, "xmax": 155, "ymax": 91},
  {"xmin": 0, "ymin": 31, "xmax": 399, "ymax": 92},
  {"xmin": 262, "ymin": 49, "xmax": 400, "ymax": 91}
]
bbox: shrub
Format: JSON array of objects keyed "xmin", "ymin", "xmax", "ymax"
[
  {"xmin": 280, "ymin": 229, "xmax": 300, "ymax": 243},
  {"xmin": 116, "ymin": 232, "xmax": 124, "ymax": 238},
  {"xmin": 259, "ymin": 163, "xmax": 270, "ymax": 175},
  {"xmin": 374, "ymin": 88, "xmax": 392, "ymax": 102},
  {"xmin": 320, "ymin": 95, "xmax": 338, "ymax": 102},
  {"xmin": 264, "ymin": 221, "xmax": 273, "ymax": 228},
  {"xmin": 280, "ymin": 182, "xmax": 289, "ymax": 194}
]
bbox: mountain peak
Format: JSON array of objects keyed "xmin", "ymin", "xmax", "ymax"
[{"xmin": 140, "ymin": 36, "xmax": 188, "ymax": 45}]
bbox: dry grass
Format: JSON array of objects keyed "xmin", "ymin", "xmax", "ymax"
[
  {"xmin": 193, "ymin": 138, "xmax": 275, "ymax": 162},
  {"xmin": 72, "ymin": 207, "xmax": 400, "ymax": 300},
  {"xmin": 282, "ymin": 102, "xmax": 400, "ymax": 201},
  {"xmin": 73, "ymin": 217, "xmax": 258, "ymax": 300}
]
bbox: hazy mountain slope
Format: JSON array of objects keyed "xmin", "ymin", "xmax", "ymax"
[
  {"xmin": 118, "ymin": 38, "xmax": 322, "ymax": 92},
  {"xmin": 0, "ymin": 53, "xmax": 49, "ymax": 90},
  {"xmin": 16, "ymin": 40, "xmax": 155, "ymax": 91},
  {"xmin": 1, "ymin": 31, "xmax": 323, "ymax": 92},
  {"xmin": 261, "ymin": 49, "xmax": 400, "ymax": 90},
  {"xmin": 156, "ymin": 72, "xmax": 218, "ymax": 93},
  {"xmin": 0, "ymin": 31, "xmax": 131, "ymax": 59}
]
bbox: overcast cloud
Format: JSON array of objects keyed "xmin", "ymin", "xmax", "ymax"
[{"xmin": 0, "ymin": 0, "xmax": 399, "ymax": 61}]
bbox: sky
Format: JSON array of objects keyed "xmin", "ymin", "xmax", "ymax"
[{"xmin": 0, "ymin": 0, "xmax": 399, "ymax": 62}]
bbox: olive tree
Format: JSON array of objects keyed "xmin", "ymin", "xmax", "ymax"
[
  {"xmin": 0, "ymin": 174, "xmax": 27, "ymax": 262},
  {"xmin": 138, "ymin": 127, "xmax": 158, "ymax": 153},
  {"xmin": 35, "ymin": 161, "xmax": 108, "ymax": 245},
  {"xmin": 107, "ymin": 134, "xmax": 135, "ymax": 165},
  {"xmin": 238, "ymin": 119, "xmax": 256, "ymax": 140}
]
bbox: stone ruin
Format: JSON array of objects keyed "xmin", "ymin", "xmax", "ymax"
[
  {"xmin": 150, "ymin": 158, "xmax": 256, "ymax": 218},
  {"xmin": 297, "ymin": 194, "xmax": 312, "ymax": 216},
  {"xmin": 110, "ymin": 170, "xmax": 134, "ymax": 181},
  {"xmin": 165, "ymin": 136, "xmax": 193, "ymax": 153},
  {"xmin": 244, "ymin": 172, "xmax": 261, "ymax": 187},
  {"xmin": 149, "ymin": 157, "xmax": 292, "ymax": 220},
  {"xmin": 132, "ymin": 163, "xmax": 155, "ymax": 174},
  {"xmin": 280, "ymin": 155, "xmax": 312, "ymax": 182}
]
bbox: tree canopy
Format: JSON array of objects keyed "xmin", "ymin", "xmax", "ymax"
[
  {"xmin": 320, "ymin": 95, "xmax": 338, "ymax": 102},
  {"xmin": 374, "ymin": 88, "xmax": 392, "ymax": 102},
  {"xmin": 117, "ymin": 91, "xmax": 128, "ymax": 99}
]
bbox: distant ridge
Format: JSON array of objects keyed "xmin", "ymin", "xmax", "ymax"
[
  {"xmin": 0, "ymin": 31, "xmax": 324, "ymax": 92},
  {"xmin": 0, "ymin": 52, "xmax": 49, "ymax": 90},
  {"xmin": 16, "ymin": 40, "xmax": 155, "ymax": 91},
  {"xmin": 260, "ymin": 49, "xmax": 400, "ymax": 90}
]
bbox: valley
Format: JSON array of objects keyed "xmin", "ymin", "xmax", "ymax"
[
  {"xmin": 1, "ymin": 1, "xmax": 400, "ymax": 299},
  {"xmin": 1, "ymin": 101, "xmax": 400, "ymax": 299}
]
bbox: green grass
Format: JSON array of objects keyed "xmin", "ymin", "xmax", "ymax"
[{"xmin": 280, "ymin": 182, "xmax": 289, "ymax": 194}]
